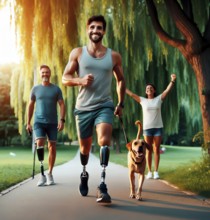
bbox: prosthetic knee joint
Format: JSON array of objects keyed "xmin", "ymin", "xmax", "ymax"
[
  {"xmin": 37, "ymin": 146, "xmax": 45, "ymax": 176},
  {"xmin": 100, "ymin": 146, "xmax": 110, "ymax": 184}
]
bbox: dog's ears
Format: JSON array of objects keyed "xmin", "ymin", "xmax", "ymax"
[{"xmin": 126, "ymin": 141, "xmax": 132, "ymax": 151}]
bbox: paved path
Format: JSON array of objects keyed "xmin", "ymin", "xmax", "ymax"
[{"xmin": 0, "ymin": 151, "xmax": 209, "ymax": 220}]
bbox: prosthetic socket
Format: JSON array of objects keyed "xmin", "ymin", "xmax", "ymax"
[
  {"xmin": 100, "ymin": 146, "xmax": 110, "ymax": 184},
  {"xmin": 37, "ymin": 146, "xmax": 45, "ymax": 176},
  {"xmin": 80, "ymin": 153, "xmax": 89, "ymax": 176}
]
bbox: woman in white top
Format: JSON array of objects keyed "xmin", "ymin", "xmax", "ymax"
[{"xmin": 126, "ymin": 74, "xmax": 176, "ymax": 179}]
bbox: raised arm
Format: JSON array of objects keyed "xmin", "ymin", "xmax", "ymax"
[
  {"xmin": 112, "ymin": 51, "xmax": 126, "ymax": 116},
  {"xmin": 126, "ymin": 88, "xmax": 141, "ymax": 103},
  {"xmin": 161, "ymin": 74, "xmax": 176, "ymax": 100}
]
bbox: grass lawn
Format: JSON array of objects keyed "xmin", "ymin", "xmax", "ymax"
[
  {"xmin": 108, "ymin": 145, "xmax": 203, "ymax": 169},
  {"xmin": 107, "ymin": 145, "xmax": 210, "ymax": 198},
  {"xmin": 1, "ymin": 144, "xmax": 209, "ymax": 199},
  {"xmin": 0, "ymin": 144, "xmax": 78, "ymax": 192}
]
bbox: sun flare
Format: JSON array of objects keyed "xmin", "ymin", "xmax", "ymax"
[{"xmin": 0, "ymin": 5, "xmax": 20, "ymax": 65}]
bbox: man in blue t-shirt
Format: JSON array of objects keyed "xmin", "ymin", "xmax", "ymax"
[{"xmin": 26, "ymin": 65, "xmax": 65, "ymax": 186}]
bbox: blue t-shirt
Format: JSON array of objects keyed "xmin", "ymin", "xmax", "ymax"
[{"xmin": 30, "ymin": 84, "xmax": 63, "ymax": 124}]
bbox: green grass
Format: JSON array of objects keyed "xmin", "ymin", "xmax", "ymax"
[
  {"xmin": 0, "ymin": 145, "xmax": 78, "ymax": 192},
  {"xmin": 108, "ymin": 145, "xmax": 203, "ymax": 168},
  {"xmin": 1, "ymin": 144, "xmax": 210, "ymax": 199}
]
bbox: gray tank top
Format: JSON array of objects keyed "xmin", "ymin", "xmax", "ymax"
[{"xmin": 76, "ymin": 46, "xmax": 114, "ymax": 111}]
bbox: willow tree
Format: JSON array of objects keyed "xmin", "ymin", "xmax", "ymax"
[
  {"xmin": 9, "ymin": 0, "xmax": 203, "ymax": 144},
  {"xmin": 77, "ymin": 0, "xmax": 201, "ymax": 143},
  {"xmin": 10, "ymin": 0, "xmax": 80, "ymax": 140},
  {"xmin": 146, "ymin": 0, "xmax": 210, "ymax": 147}
]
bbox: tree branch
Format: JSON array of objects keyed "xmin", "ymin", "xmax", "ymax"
[
  {"xmin": 145, "ymin": 0, "xmax": 184, "ymax": 49},
  {"xmin": 165, "ymin": 0, "xmax": 202, "ymax": 48}
]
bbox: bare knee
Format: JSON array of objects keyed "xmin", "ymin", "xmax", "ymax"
[
  {"xmin": 48, "ymin": 143, "xmax": 56, "ymax": 154},
  {"xmin": 98, "ymin": 136, "xmax": 110, "ymax": 146},
  {"xmin": 79, "ymin": 137, "xmax": 92, "ymax": 155},
  {"xmin": 153, "ymin": 146, "xmax": 160, "ymax": 154},
  {"xmin": 80, "ymin": 146, "xmax": 90, "ymax": 155}
]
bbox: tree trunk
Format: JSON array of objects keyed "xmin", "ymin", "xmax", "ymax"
[
  {"xmin": 146, "ymin": 0, "xmax": 210, "ymax": 146},
  {"xmin": 191, "ymin": 49, "xmax": 210, "ymax": 146}
]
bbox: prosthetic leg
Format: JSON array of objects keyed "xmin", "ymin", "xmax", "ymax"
[
  {"xmin": 100, "ymin": 146, "xmax": 109, "ymax": 184},
  {"xmin": 36, "ymin": 146, "xmax": 47, "ymax": 186},
  {"xmin": 96, "ymin": 146, "xmax": 111, "ymax": 203},
  {"xmin": 79, "ymin": 153, "xmax": 89, "ymax": 196},
  {"xmin": 37, "ymin": 146, "xmax": 45, "ymax": 176}
]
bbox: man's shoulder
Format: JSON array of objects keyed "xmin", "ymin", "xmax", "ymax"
[
  {"xmin": 69, "ymin": 47, "xmax": 83, "ymax": 61},
  {"xmin": 72, "ymin": 47, "xmax": 83, "ymax": 55},
  {"xmin": 111, "ymin": 49, "xmax": 122, "ymax": 59},
  {"xmin": 32, "ymin": 84, "xmax": 41, "ymax": 90},
  {"xmin": 111, "ymin": 48, "xmax": 120, "ymax": 55},
  {"xmin": 50, "ymin": 83, "xmax": 61, "ymax": 90},
  {"xmin": 111, "ymin": 49, "xmax": 122, "ymax": 66}
]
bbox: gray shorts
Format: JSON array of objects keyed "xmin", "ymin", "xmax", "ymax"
[
  {"xmin": 74, "ymin": 107, "xmax": 114, "ymax": 139},
  {"xmin": 33, "ymin": 122, "xmax": 58, "ymax": 142}
]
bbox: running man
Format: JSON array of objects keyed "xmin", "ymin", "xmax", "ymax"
[{"xmin": 62, "ymin": 15, "xmax": 125, "ymax": 203}]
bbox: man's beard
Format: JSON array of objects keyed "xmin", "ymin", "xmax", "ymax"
[
  {"xmin": 89, "ymin": 33, "xmax": 103, "ymax": 43},
  {"xmin": 42, "ymin": 77, "xmax": 49, "ymax": 82}
]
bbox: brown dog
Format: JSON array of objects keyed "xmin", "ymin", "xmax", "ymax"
[{"xmin": 126, "ymin": 120, "xmax": 150, "ymax": 201}]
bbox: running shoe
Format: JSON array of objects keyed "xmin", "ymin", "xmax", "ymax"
[
  {"xmin": 46, "ymin": 173, "xmax": 55, "ymax": 185},
  {"xmin": 79, "ymin": 171, "xmax": 89, "ymax": 196},
  {"xmin": 153, "ymin": 171, "xmax": 160, "ymax": 179},
  {"xmin": 37, "ymin": 174, "xmax": 47, "ymax": 186},
  {"xmin": 146, "ymin": 171, "xmax": 153, "ymax": 179},
  {"xmin": 96, "ymin": 183, "xmax": 111, "ymax": 203}
]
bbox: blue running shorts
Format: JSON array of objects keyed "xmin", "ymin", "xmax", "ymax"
[{"xmin": 74, "ymin": 107, "xmax": 114, "ymax": 139}]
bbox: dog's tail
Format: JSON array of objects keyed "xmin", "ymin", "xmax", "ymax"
[{"xmin": 135, "ymin": 120, "xmax": 143, "ymax": 139}]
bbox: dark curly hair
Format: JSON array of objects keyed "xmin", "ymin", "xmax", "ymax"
[{"xmin": 87, "ymin": 15, "xmax": 106, "ymax": 31}]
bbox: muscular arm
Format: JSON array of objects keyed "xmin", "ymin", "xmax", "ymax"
[
  {"xmin": 126, "ymin": 89, "xmax": 141, "ymax": 103},
  {"xmin": 62, "ymin": 48, "xmax": 81, "ymax": 86},
  {"xmin": 57, "ymin": 99, "xmax": 66, "ymax": 131},
  {"xmin": 161, "ymin": 74, "xmax": 176, "ymax": 100},
  {"xmin": 112, "ymin": 51, "xmax": 126, "ymax": 116},
  {"xmin": 62, "ymin": 48, "xmax": 94, "ymax": 87},
  {"xmin": 26, "ymin": 100, "xmax": 35, "ymax": 133},
  {"xmin": 58, "ymin": 99, "xmax": 65, "ymax": 120}
]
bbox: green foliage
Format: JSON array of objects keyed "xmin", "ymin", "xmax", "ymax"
[
  {"xmin": 0, "ymin": 65, "xmax": 19, "ymax": 146},
  {"xmin": 10, "ymin": 0, "xmax": 80, "ymax": 139},
  {"xmin": 76, "ymin": 0, "xmax": 203, "ymax": 141},
  {"xmin": 8, "ymin": 0, "xmax": 208, "ymax": 143},
  {"xmin": 0, "ymin": 145, "xmax": 78, "ymax": 192},
  {"xmin": 193, "ymin": 128, "xmax": 210, "ymax": 153},
  {"xmin": 161, "ymin": 155, "xmax": 210, "ymax": 198}
]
